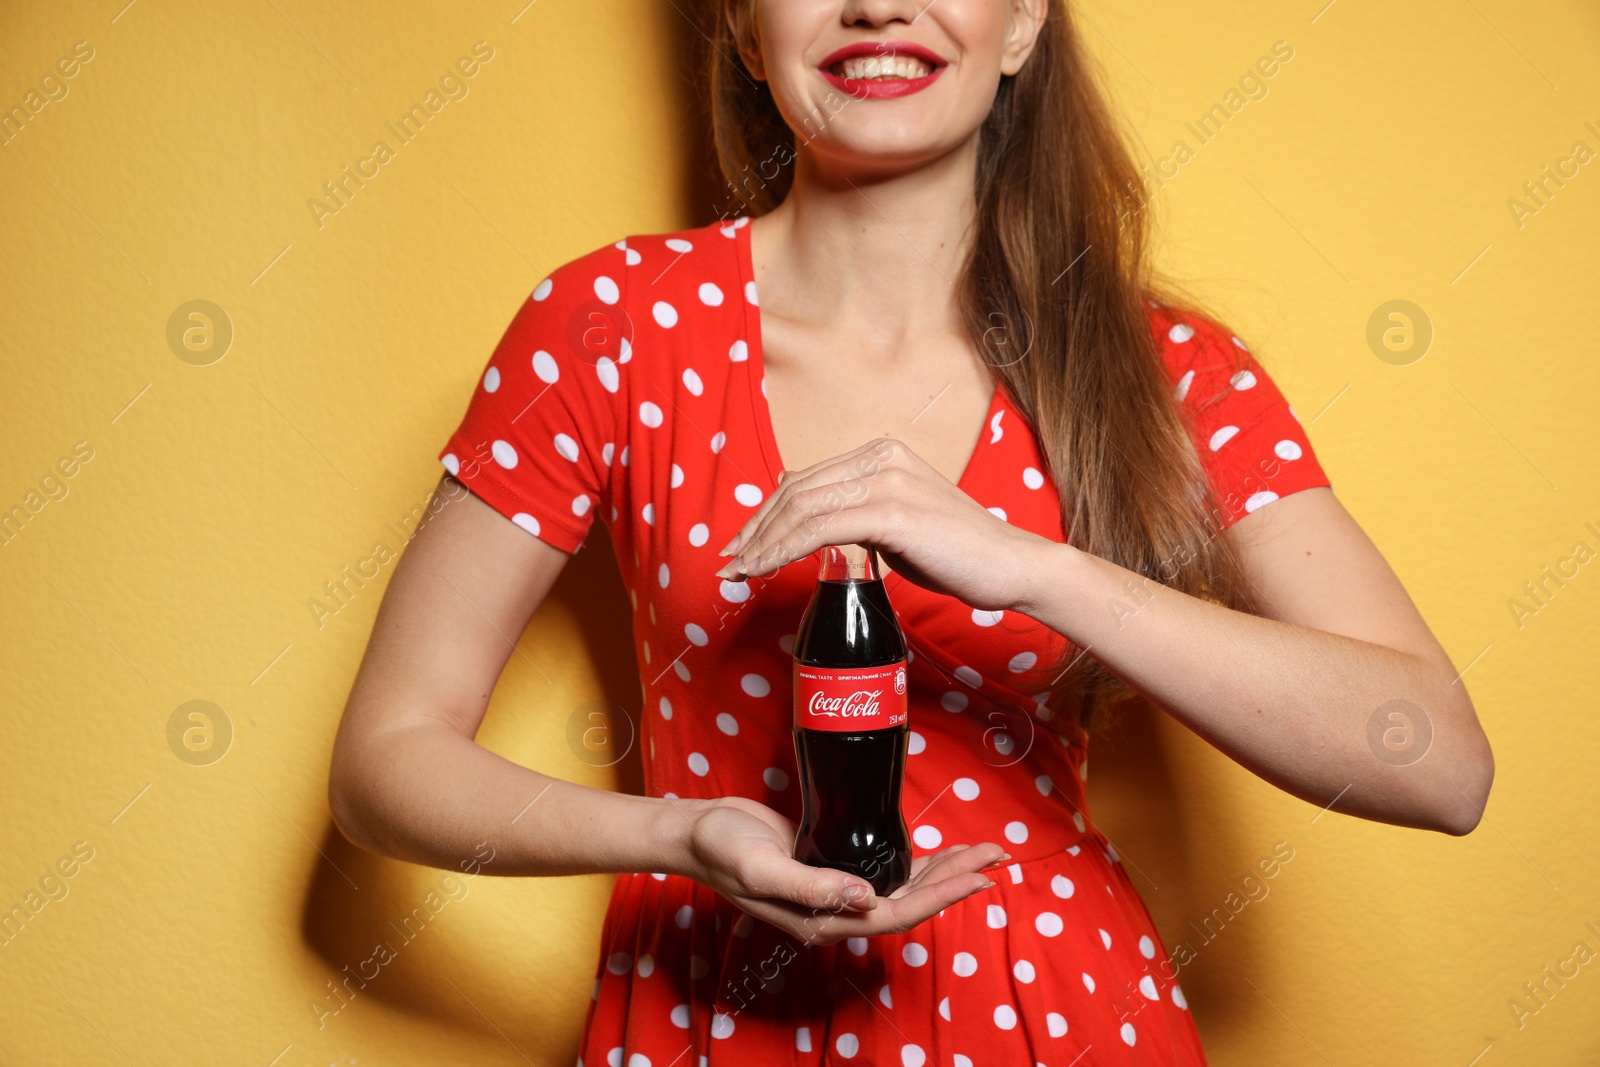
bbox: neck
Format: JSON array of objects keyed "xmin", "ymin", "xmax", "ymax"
[{"xmin": 750, "ymin": 134, "xmax": 981, "ymax": 343}]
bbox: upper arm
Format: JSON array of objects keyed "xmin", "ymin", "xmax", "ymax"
[
  {"xmin": 333, "ymin": 474, "xmax": 572, "ymax": 756},
  {"xmin": 1223, "ymin": 486, "xmax": 1451, "ymax": 669}
]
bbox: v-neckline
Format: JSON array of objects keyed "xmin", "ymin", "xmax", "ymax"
[{"xmin": 733, "ymin": 215, "xmax": 1004, "ymax": 505}]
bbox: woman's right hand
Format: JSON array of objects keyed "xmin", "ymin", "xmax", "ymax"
[{"xmin": 679, "ymin": 795, "xmax": 1007, "ymax": 946}]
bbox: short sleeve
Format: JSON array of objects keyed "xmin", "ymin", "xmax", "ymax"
[
  {"xmin": 1153, "ymin": 307, "xmax": 1332, "ymax": 531},
  {"xmin": 436, "ymin": 240, "xmax": 629, "ymax": 554}
]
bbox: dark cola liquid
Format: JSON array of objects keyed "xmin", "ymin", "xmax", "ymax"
[{"xmin": 791, "ymin": 548, "xmax": 912, "ymax": 896}]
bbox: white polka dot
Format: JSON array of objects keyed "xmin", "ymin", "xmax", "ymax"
[
  {"xmin": 1036, "ymin": 911, "xmax": 1064, "ymax": 937},
  {"xmin": 653, "ymin": 301, "xmax": 678, "ymax": 328},
  {"xmin": 602, "ymin": 442, "xmax": 615, "ymax": 465},
  {"xmin": 635, "ymin": 953, "xmax": 654, "ymax": 976},
  {"xmin": 939, "ymin": 997, "xmax": 951, "ymax": 1022},
  {"xmin": 987, "ymin": 506, "xmax": 1008, "ymax": 521},
  {"xmin": 719, "ymin": 580, "xmax": 750, "ymax": 603},
  {"xmin": 641, "ymin": 502, "xmax": 654, "ymax": 525},
  {"xmin": 940, "ymin": 691, "xmax": 968, "ymax": 713},
  {"xmin": 687, "ymin": 752, "xmax": 709, "ymax": 776},
  {"xmin": 778, "ymin": 633, "xmax": 795, "ymax": 653},
  {"xmin": 993, "ymin": 1005, "xmax": 1017, "ymax": 1030},
  {"xmin": 554, "ymin": 433, "xmax": 579, "ymax": 462},
  {"xmin": 1140, "ymin": 975, "xmax": 1159, "ymax": 1000},
  {"xmin": 596, "ymin": 356, "xmax": 619, "ymax": 393},
  {"xmin": 1121, "ymin": 1022, "xmax": 1136, "ymax": 1046},
  {"xmin": 835, "ymin": 1033, "xmax": 859, "ymax": 1058},
  {"xmin": 1172, "ymin": 984, "xmax": 1188, "ymax": 1009},
  {"xmin": 846, "ymin": 937, "xmax": 868, "ymax": 956},
  {"xmin": 729, "ymin": 339, "xmax": 749, "ymax": 362},
  {"xmin": 1139, "ymin": 935, "xmax": 1156, "ymax": 959},
  {"xmin": 1051, "ymin": 874, "xmax": 1074, "ymax": 898},
  {"xmin": 1004, "ymin": 821, "xmax": 1029, "ymax": 844},
  {"xmin": 525, "ymin": 350, "xmax": 558, "ymax": 388},
  {"xmin": 487, "ymin": 440, "xmax": 517, "ymax": 470},
  {"xmin": 620, "ymin": 445, "xmax": 630, "ymax": 466},
  {"xmin": 594, "ymin": 276, "xmax": 619, "ymax": 304},
  {"xmin": 763, "ymin": 766, "xmax": 789, "ymax": 790},
  {"xmin": 902, "ymin": 943, "xmax": 929, "ymax": 967},
  {"xmin": 1072, "ymin": 811, "xmax": 1086, "ymax": 833},
  {"xmin": 1035, "ymin": 774, "xmax": 1053, "ymax": 796},
  {"xmin": 971, "ymin": 609, "xmax": 1004, "ymax": 627},
  {"xmin": 682, "ymin": 369, "xmax": 703, "ymax": 396},
  {"xmin": 666, "ymin": 237, "xmax": 693, "ymax": 253},
  {"xmin": 711, "ymin": 1013, "xmax": 734, "ymax": 1039},
  {"xmin": 607, "ymin": 951, "xmax": 631, "ymax": 974},
  {"xmin": 1013, "ymin": 960, "xmax": 1036, "ymax": 983},
  {"xmin": 954, "ymin": 666, "xmax": 982, "ymax": 688},
  {"xmin": 1008, "ymin": 651, "xmax": 1037, "ymax": 672},
  {"xmin": 698, "ymin": 282, "xmax": 724, "ymax": 306},
  {"xmin": 482, "ymin": 366, "xmax": 500, "ymax": 393},
  {"xmin": 532, "ymin": 278, "xmax": 553, "ymax": 301},
  {"xmin": 689, "ymin": 522, "xmax": 710, "ymax": 546},
  {"xmin": 1169, "ymin": 322, "xmax": 1195, "ymax": 343},
  {"xmin": 986, "ymin": 904, "xmax": 1007, "ymax": 929},
  {"xmin": 734, "ymin": 483, "xmax": 763, "ymax": 506},
  {"xmin": 670, "ymin": 1003, "xmax": 690, "ymax": 1028},
  {"xmin": 1081, "ymin": 972, "xmax": 1096, "ymax": 993},
  {"xmin": 673, "ymin": 661, "xmax": 691, "ymax": 683},
  {"xmin": 710, "ymin": 431, "xmax": 726, "ymax": 453},
  {"xmin": 1275, "ymin": 439, "xmax": 1303, "ymax": 461},
  {"xmin": 953, "ymin": 777, "xmax": 980, "ymax": 800},
  {"xmin": 1047, "ymin": 1012, "xmax": 1068, "ymax": 1038},
  {"xmin": 796, "ymin": 1027, "xmax": 812, "ymax": 1053},
  {"xmin": 441, "ymin": 453, "xmax": 459, "ymax": 476},
  {"xmin": 952, "ymin": 951, "xmax": 978, "ymax": 977},
  {"xmin": 671, "ymin": 463, "xmax": 685, "ymax": 488},
  {"xmin": 716, "ymin": 713, "xmax": 739, "ymax": 736},
  {"xmin": 1245, "ymin": 490, "xmax": 1280, "ymax": 513},
  {"xmin": 640, "ymin": 401, "xmax": 664, "ymax": 428},
  {"xmin": 907, "ymin": 731, "xmax": 926, "ymax": 755},
  {"xmin": 1099, "ymin": 928, "xmax": 1112, "ymax": 950},
  {"xmin": 685, "ymin": 623, "xmax": 708, "ymax": 646},
  {"xmin": 626, "ymin": 1054, "xmax": 646, "ymax": 1067},
  {"xmin": 512, "ymin": 513, "xmax": 539, "ymax": 536},
  {"xmin": 572, "ymin": 495, "xmax": 591, "ymax": 516},
  {"xmin": 900, "ymin": 1044, "xmax": 925, "ymax": 1067},
  {"xmin": 674, "ymin": 904, "xmax": 693, "ymax": 929},
  {"xmin": 912, "ymin": 824, "xmax": 942, "ymax": 849},
  {"xmin": 1174, "ymin": 368, "xmax": 1194, "ymax": 401},
  {"xmin": 741, "ymin": 673, "xmax": 771, "ymax": 697},
  {"xmin": 1022, "ymin": 467, "xmax": 1045, "ymax": 490},
  {"xmin": 658, "ymin": 563, "xmax": 670, "ymax": 588},
  {"xmin": 745, "ymin": 280, "xmax": 759, "ymax": 305},
  {"xmin": 1230, "ymin": 369, "xmax": 1257, "ymax": 390},
  {"xmin": 1208, "ymin": 425, "xmax": 1239, "ymax": 450},
  {"xmin": 618, "ymin": 337, "xmax": 632, "ymax": 363}
]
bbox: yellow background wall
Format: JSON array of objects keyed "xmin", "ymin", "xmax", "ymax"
[{"xmin": 2, "ymin": 1, "xmax": 1596, "ymax": 1064}]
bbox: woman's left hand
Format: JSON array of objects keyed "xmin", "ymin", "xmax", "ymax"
[{"xmin": 713, "ymin": 437, "xmax": 1050, "ymax": 613}]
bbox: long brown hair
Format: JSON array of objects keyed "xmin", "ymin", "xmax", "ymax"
[{"xmin": 703, "ymin": 1, "xmax": 1256, "ymax": 733}]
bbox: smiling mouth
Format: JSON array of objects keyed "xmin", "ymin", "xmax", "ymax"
[{"xmin": 828, "ymin": 55, "xmax": 937, "ymax": 81}]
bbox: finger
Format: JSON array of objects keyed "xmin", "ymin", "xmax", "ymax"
[
  {"xmin": 719, "ymin": 439, "xmax": 895, "ymax": 560},
  {"xmin": 874, "ymin": 868, "xmax": 997, "ymax": 930},
  {"xmin": 905, "ymin": 843, "xmax": 1008, "ymax": 890},
  {"xmin": 726, "ymin": 485, "xmax": 886, "ymax": 580}
]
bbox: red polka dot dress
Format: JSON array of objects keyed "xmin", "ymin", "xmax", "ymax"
[{"xmin": 436, "ymin": 216, "xmax": 1332, "ymax": 1066}]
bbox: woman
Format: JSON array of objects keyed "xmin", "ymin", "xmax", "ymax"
[{"xmin": 328, "ymin": 1, "xmax": 1495, "ymax": 1063}]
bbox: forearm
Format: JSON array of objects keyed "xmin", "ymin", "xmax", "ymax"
[
  {"xmin": 329, "ymin": 721, "xmax": 709, "ymax": 877},
  {"xmin": 1016, "ymin": 542, "xmax": 1490, "ymax": 834}
]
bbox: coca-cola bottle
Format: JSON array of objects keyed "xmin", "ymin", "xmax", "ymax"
[{"xmin": 791, "ymin": 543, "xmax": 912, "ymax": 896}]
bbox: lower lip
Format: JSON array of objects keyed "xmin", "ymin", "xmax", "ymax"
[{"xmin": 820, "ymin": 66, "xmax": 944, "ymax": 99}]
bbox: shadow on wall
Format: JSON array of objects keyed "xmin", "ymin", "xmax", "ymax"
[{"xmin": 1089, "ymin": 697, "xmax": 1266, "ymax": 1038}]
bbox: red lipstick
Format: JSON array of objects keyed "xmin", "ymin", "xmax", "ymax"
[{"xmin": 819, "ymin": 39, "xmax": 947, "ymax": 100}]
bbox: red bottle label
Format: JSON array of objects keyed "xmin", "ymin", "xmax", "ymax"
[{"xmin": 794, "ymin": 661, "xmax": 908, "ymax": 731}]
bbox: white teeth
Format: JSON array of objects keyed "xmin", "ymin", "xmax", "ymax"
[{"xmin": 838, "ymin": 54, "xmax": 933, "ymax": 81}]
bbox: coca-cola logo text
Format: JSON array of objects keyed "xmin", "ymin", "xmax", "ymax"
[{"xmin": 807, "ymin": 689, "xmax": 883, "ymax": 719}]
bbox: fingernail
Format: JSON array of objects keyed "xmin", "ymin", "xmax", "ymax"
[
  {"xmin": 982, "ymin": 880, "xmax": 997, "ymax": 890},
  {"xmin": 843, "ymin": 884, "xmax": 876, "ymax": 910}
]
